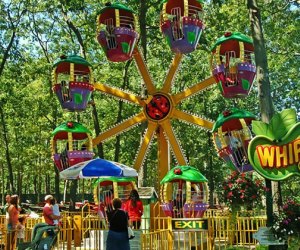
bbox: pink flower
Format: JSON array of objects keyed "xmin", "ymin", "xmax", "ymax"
[
  {"xmin": 283, "ymin": 204, "xmax": 289, "ymax": 210},
  {"xmin": 227, "ymin": 192, "xmax": 233, "ymax": 198}
]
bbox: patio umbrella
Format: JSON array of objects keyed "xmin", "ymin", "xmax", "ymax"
[{"xmin": 59, "ymin": 158, "xmax": 138, "ymax": 179}]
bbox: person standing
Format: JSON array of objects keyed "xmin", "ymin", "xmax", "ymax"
[
  {"xmin": 173, "ymin": 193, "xmax": 184, "ymax": 218},
  {"xmin": 106, "ymin": 198, "xmax": 130, "ymax": 250},
  {"xmin": 6, "ymin": 195, "xmax": 20, "ymax": 250},
  {"xmin": 50, "ymin": 197, "xmax": 61, "ymax": 226},
  {"xmin": 3, "ymin": 194, "xmax": 11, "ymax": 212},
  {"xmin": 17, "ymin": 216, "xmax": 26, "ymax": 244},
  {"xmin": 124, "ymin": 189, "xmax": 143, "ymax": 229},
  {"xmin": 43, "ymin": 195, "xmax": 60, "ymax": 226},
  {"xmin": 3, "ymin": 194, "xmax": 11, "ymax": 226}
]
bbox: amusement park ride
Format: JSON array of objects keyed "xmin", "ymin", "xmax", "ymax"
[{"xmin": 50, "ymin": 0, "xmax": 257, "ymax": 218}]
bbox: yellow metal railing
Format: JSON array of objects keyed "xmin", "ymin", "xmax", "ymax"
[
  {"xmin": 211, "ymin": 212, "xmax": 267, "ymax": 249},
  {"xmin": 0, "ymin": 209, "xmax": 267, "ymax": 249},
  {"xmin": 172, "ymin": 230, "xmax": 213, "ymax": 250},
  {"xmin": 0, "ymin": 215, "xmax": 7, "ymax": 247},
  {"xmin": 141, "ymin": 229, "xmax": 170, "ymax": 250},
  {"xmin": 236, "ymin": 215, "xmax": 267, "ymax": 246}
]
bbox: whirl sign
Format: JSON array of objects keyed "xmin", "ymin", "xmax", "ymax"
[
  {"xmin": 256, "ymin": 138, "xmax": 300, "ymax": 168},
  {"xmin": 248, "ymin": 109, "xmax": 300, "ymax": 181}
]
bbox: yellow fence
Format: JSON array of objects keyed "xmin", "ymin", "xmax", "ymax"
[
  {"xmin": 141, "ymin": 229, "xmax": 170, "ymax": 250},
  {"xmin": 0, "ymin": 209, "xmax": 267, "ymax": 249},
  {"xmin": 0, "ymin": 215, "xmax": 6, "ymax": 247},
  {"xmin": 212, "ymin": 213, "xmax": 267, "ymax": 249}
]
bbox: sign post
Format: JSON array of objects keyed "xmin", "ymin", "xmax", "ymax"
[{"xmin": 253, "ymin": 227, "xmax": 285, "ymax": 246}]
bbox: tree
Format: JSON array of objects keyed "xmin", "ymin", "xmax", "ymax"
[
  {"xmin": 0, "ymin": 0, "xmax": 298, "ymax": 204},
  {"xmin": 0, "ymin": 1, "xmax": 28, "ymax": 193}
]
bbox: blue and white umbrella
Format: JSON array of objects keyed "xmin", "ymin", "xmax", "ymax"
[{"xmin": 59, "ymin": 158, "xmax": 138, "ymax": 179}]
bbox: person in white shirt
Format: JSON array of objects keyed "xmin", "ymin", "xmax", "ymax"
[
  {"xmin": 17, "ymin": 216, "xmax": 26, "ymax": 243},
  {"xmin": 50, "ymin": 198, "xmax": 61, "ymax": 226}
]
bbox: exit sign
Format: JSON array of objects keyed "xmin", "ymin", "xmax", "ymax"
[{"xmin": 172, "ymin": 219, "xmax": 208, "ymax": 230}]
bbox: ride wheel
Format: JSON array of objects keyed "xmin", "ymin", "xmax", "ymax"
[{"xmin": 93, "ymin": 47, "xmax": 216, "ymax": 180}]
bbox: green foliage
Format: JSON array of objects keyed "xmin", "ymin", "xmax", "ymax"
[
  {"xmin": 255, "ymin": 246, "xmax": 268, "ymax": 250},
  {"xmin": 252, "ymin": 109, "xmax": 297, "ymax": 140},
  {"xmin": 221, "ymin": 171, "xmax": 266, "ymax": 210},
  {"xmin": 272, "ymin": 198, "xmax": 300, "ymax": 241},
  {"xmin": 0, "ymin": 0, "xmax": 299, "ymax": 204}
]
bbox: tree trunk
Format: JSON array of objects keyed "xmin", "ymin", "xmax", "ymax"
[
  {"xmin": 46, "ymin": 110, "xmax": 60, "ymax": 200},
  {"xmin": 137, "ymin": 0, "xmax": 150, "ymax": 187},
  {"xmin": 33, "ymin": 175, "xmax": 37, "ymax": 194},
  {"xmin": 247, "ymin": 0, "xmax": 278, "ymax": 227},
  {"xmin": 54, "ymin": 164, "xmax": 61, "ymax": 201},
  {"xmin": 69, "ymin": 180, "xmax": 78, "ymax": 210},
  {"xmin": 0, "ymin": 103, "xmax": 15, "ymax": 193},
  {"xmin": 114, "ymin": 99, "xmax": 123, "ymax": 163},
  {"xmin": 91, "ymin": 95, "xmax": 104, "ymax": 158},
  {"xmin": 60, "ymin": 7, "xmax": 92, "ymax": 202},
  {"xmin": 17, "ymin": 170, "xmax": 22, "ymax": 198},
  {"xmin": 45, "ymin": 174, "xmax": 50, "ymax": 195},
  {"xmin": 247, "ymin": 0, "xmax": 274, "ymax": 119},
  {"xmin": 114, "ymin": 60, "xmax": 132, "ymax": 162},
  {"xmin": 1, "ymin": 163, "xmax": 5, "ymax": 205},
  {"xmin": 139, "ymin": 1, "xmax": 148, "ymax": 60},
  {"xmin": 206, "ymin": 132, "xmax": 215, "ymax": 207}
]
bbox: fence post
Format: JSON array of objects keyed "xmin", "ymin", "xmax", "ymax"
[
  {"xmin": 73, "ymin": 215, "xmax": 82, "ymax": 247},
  {"xmin": 207, "ymin": 217, "xmax": 215, "ymax": 250},
  {"xmin": 167, "ymin": 217, "xmax": 173, "ymax": 250},
  {"xmin": 67, "ymin": 216, "xmax": 72, "ymax": 250}
]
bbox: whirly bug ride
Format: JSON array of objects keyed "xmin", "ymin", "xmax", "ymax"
[
  {"xmin": 96, "ymin": 2, "xmax": 139, "ymax": 62},
  {"xmin": 52, "ymin": 55, "xmax": 94, "ymax": 111},
  {"xmin": 210, "ymin": 32, "xmax": 256, "ymax": 98},
  {"xmin": 51, "ymin": 121, "xmax": 94, "ymax": 172},
  {"xmin": 93, "ymin": 0, "xmax": 215, "ymax": 181},
  {"xmin": 212, "ymin": 108, "xmax": 256, "ymax": 172},
  {"xmin": 90, "ymin": 3, "xmax": 258, "ymax": 211},
  {"xmin": 160, "ymin": 166, "xmax": 208, "ymax": 218},
  {"xmin": 160, "ymin": 0, "xmax": 204, "ymax": 54},
  {"xmin": 51, "ymin": 1, "xmax": 258, "ymax": 225}
]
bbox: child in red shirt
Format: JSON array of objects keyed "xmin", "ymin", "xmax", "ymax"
[{"xmin": 123, "ymin": 189, "xmax": 143, "ymax": 229}]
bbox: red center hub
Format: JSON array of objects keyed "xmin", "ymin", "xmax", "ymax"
[{"xmin": 146, "ymin": 94, "xmax": 171, "ymax": 120}]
